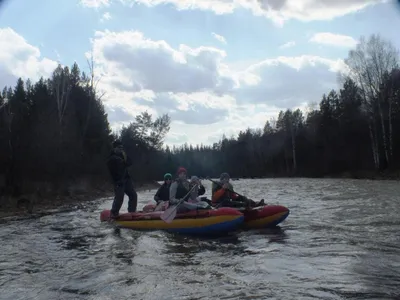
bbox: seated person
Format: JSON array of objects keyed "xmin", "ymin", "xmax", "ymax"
[
  {"xmin": 169, "ymin": 167, "xmax": 205, "ymax": 212},
  {"xmin": 189, "ymin": 176, "xmax": 205, "ymax": 196},
  {"xmin": 189, "ymin": 175, "xmax": 214, "ymax": 205},
  {"xmin": 211, "ymin": 172, "xmax": 264, "ymax": 208},
  {"xmin": 154, "ymin": 173, "xmax": 173, "ymax": 204}
]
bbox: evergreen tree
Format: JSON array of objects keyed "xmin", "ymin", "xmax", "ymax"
[{"xmin": 1, "ymin": 33, "xmax": 400, "ymax": 207}]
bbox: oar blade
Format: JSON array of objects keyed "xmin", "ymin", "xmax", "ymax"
[
  {"xmin": 160, "ymin": 206, "xmax": 177, "ymax": 223},
  {"xmin": 154, "ymin": 201, "xmax": 168, "ymax": 211}
]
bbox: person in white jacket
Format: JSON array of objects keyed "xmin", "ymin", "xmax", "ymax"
[{"xmin": 169, "ymin": 167, "xmax": 208, "ymax": 212}]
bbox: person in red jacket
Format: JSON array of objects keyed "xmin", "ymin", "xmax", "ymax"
[{"xmin": 211, "ymin": 173, "xmax": 264, "ymax": 208}]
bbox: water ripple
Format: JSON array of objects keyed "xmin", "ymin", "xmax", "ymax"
[{"xmin": 0, "ymin": 178, "xmax": 400, "ymax": 299}]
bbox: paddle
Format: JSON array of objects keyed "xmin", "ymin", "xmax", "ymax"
[
  {"xmin": 153, "ymin": 200, "xmax": 168, "ymax": 211},
  {"xmin": 206, "ymin": 177, "xmax": 247, "ymax": 199},
  {"xmin": 160, "ymin": 183, "xmax": 199, "ymax": 224}
]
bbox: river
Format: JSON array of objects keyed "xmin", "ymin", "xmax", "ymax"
[{"xmin": 0, "ymin": 178, "xmax": 399, "ymax": 300}]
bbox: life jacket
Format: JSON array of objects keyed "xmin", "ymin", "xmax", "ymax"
[
  {"xmin": 175, "ymin": 180, "xmax": 190, "ymax": 199},
  {"xmin": 211, "ymin": 182, "xmax": 237, "ymax": 204}
]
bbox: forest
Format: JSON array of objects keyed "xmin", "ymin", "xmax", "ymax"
[{"xmin": 1, "ymin": 33, "xmax": 400, "ymax": 204}]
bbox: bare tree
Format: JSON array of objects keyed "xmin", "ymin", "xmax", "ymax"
[
  {"xmin": 343, "ymin": 34, "xmax": 399, "ymax": 169},
  {"xmin": 52, "ymin": 64, "xmax": 72, "ymax": 140},
  {"xmin": 80, "ymin": 51, "xmax": 105, "ymax": 157}
]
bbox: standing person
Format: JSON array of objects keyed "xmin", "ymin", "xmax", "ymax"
[
  {"xmin": 107, "ymin": 139, "xmax": 138, "ymax": 219},
  {"xmin": 154, "ymin": 173, "xmax": 173, "ymax": 204}
]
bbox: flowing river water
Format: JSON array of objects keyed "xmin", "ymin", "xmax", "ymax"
[{"xmin": 0, "ymin": 178, "xmax": 400, "ymax": 300}]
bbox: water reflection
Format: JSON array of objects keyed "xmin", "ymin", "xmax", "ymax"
[
  {"xmin": 162, "ymin": 233, "xmax": 244, "ymax": 268},
  {"xmin": 247, "ymin": 226, "xmax": 288, "ymax": 244}
]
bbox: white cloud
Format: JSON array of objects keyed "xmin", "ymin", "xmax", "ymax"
[
  {"xmin": 235, "ymin": 55, "xmax": 347, "ymax": 108},
  {"xmin": 0, "ymin": 27, "xmax": 58, "ymax": 87},
  {"xmin": 79, "ymin": 0, "xmax": 110, "ymax": 8},
  {"xmin": 0, "ymin": 27, "xmax": 349, "ymax": 146},
  {"xmin": 164, "ymin": 101, "xmax": 302, "ymax": 146},
  {"xmin": 83, "ymin": 29, "xmax": 348, "ymax": 145},
  {"xmin": 136, "ymin": 92, "xmax": 235, "ymax": 125},
  {"xmin": 212, "ymin": 32, "xmax": 227, "ymax": 44},
  {"xmin": 253, "ymin": 0, "xmax": 386, "ymax": 24},
  {"xmin": 309, "ymin": 32, "xmax": 358, "ymax": 48},
  {"xmin": 90, "ymin": 30, "xmax": 238, "ymax": 95},
  {"xmin": 100, "ymin": 12, "xmax": 112, "ymax": 22},
  {"xmin": 165, "ymin": 131, "xmax": 189, "ymax": 145},
  {"xmin": 279, "ymin": 41, "xmax": 296, "ymax": 49},
  {"xmin": 84, "ymin": 0, "xmax": 386, "ymax": 25}
]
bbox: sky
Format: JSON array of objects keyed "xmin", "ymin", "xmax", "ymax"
[{"xmin": 1, "ymin": 0, "xmax": 400, "ymax": 146}]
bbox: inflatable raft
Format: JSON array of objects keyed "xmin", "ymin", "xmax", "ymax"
[
  {"xmin": 240, "ymin": 205, "xmax": 290, "ymax": 229},
  {"xmin": 142, "ymin": 203, "xmax": 290, "ymax": 229},
  {"xmin": 100, "ymin": 207, "xmax": 244, "ymax": 235}
]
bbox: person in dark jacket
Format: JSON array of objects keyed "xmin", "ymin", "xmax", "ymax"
[
  {"xmin": 107, "ymin": 139, "xmax": 138, "ymax": 218},
  {"xmin": 154, "ymin": 173, "xmax": 173, "ymax": 204}
]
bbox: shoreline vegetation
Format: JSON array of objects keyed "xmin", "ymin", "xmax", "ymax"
[
  {"xmin": 2, "ymin": 33, "xmax": 400, "ymax": 218},
  {"xmin": 0, "ymin": 181, "xmax": 162, "ymax": 220}
]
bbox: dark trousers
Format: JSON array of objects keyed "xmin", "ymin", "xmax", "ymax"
[
  {"xmin": 111, "ymin": 178, "xmax": 138, "ymax": 215},
  {"xmin": 218, "ymin": 199, "xmax": 245, "ymax": 208},
  {"xmin": 217, "ymin": 196, "xmax": 256, "ymax": 208}
]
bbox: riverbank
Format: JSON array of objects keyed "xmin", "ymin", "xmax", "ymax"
[
  {"xmin": 303, "ymin": 170, "xmax": 400, "ymax": 180},
  {"xmin": 330, "ymin": 170, "xmax": 400, "ymax": 180},
  {"xmin": 0, "ymin": 180, "xmax": 161, "ymax": 221},
  {"xmin": 237, "ymin": 170, "xmax": 400, "ymax": 181}
]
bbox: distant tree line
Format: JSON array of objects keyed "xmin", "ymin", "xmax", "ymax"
[{"xmin": 0, "ymin": 33, "xmax": 399, "ymax": 202}]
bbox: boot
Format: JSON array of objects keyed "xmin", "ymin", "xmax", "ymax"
[
  {"xmin": 245, "ymin": 198, "xmax": 257, "ymax": 208},
  {"xmin": 109, "ymin": 211, "xmax": 119, "ymax": 220},
  {"xmin": 256, "ymin": 199, "xmax": 265, "ymax": 207}
]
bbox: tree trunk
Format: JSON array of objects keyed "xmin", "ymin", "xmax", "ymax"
[
  {"xmin": 368, "ymin": 121, "xmax": 379, "ymax": 170},
  {"xmin": 372, "ymin": 117, "xmax": 380, "ymax": 169},
  {"xmin": 291, "ymin": 125, "xmax": 297, "ymax": 174},
  {"xmin": 388, "ymin": 91, "xmax": 393, "ymax": 161},
  {"xmin": 377, "ymin": 96, "xmax": 389, "ymax": 166}
]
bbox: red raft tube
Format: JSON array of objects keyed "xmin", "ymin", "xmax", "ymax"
[
  {"xmin": 142, "ymin": 203, "xmax": 290, "ymax": 230},
  {"xmin": 239, "ymin": 205, "xmax": 290, "ymax": 229},
  {"xmin": 100, "ymin": 207, "xmax": 244, "ymax": 235}
]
